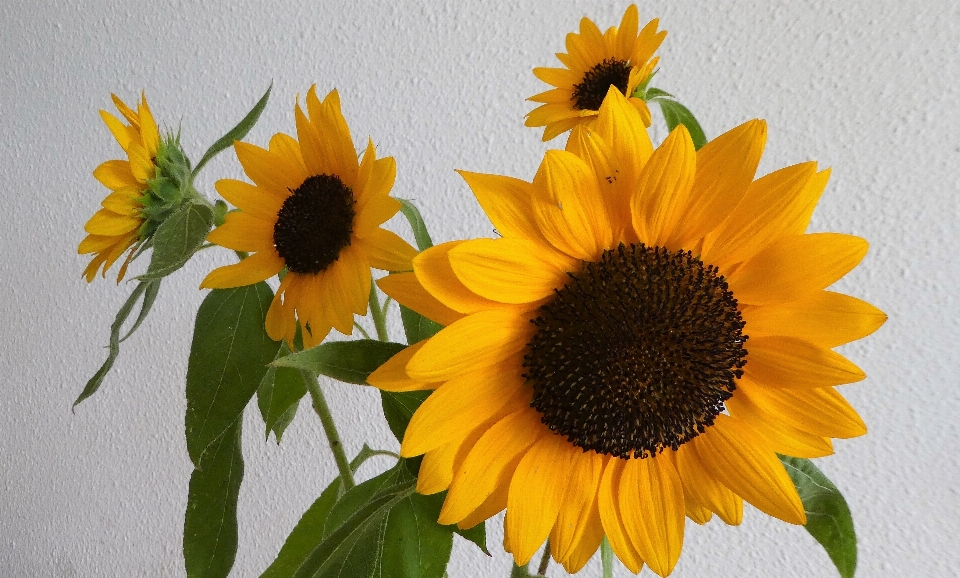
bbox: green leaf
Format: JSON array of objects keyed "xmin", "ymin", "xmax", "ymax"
[
  {"xmin": 186, "ymin": 283, "xmax": 279, "ymax": 465},
  {"xmin": 379, "ymin": 492, "xmax": 453, "ymax": 578},
  {"xmin": 398, "ymin": 199, "xmax": 434, "ymax": 251},
  {"xmin": 74, "ymin": 280, "xmax": 157, "ymax": 407},
  {"xmin": 258, "ymin": 343, "xmax": 308, "ymax": 442},
  {"xmin": 453, "ymin": 520, "xmax": 488, "ymax": 555},
  {"xmin": 381, "ymin": 390, "xmax": 431, "ymax": 443},
  {"xmin": 781, "ymin": 456, "xmax": 857, "ymax": 578},
  {"xmin": 657, "ymin": 99, "xmax": 708, "ymax": 151},
  {"xmin": 183, "ymin": 420, "xmax": 244, "ymax": 578},
  {"xmin": 400, "ymin": 305, "xmax": 443, "ymax": 344},
  {"xmin": 642, "ymin": 87, "xmax": 673, "ymax": 100},
  {"xmin": 139, "ymin": 201, "xmax": 214, "ymax": 280},
  {"xmin": 193, "ymin": 84, "xmax": 272, "ymax": 176},
  {"xmin": 272, "ymin": 339, "xmax": 405, "ymax": 385}
]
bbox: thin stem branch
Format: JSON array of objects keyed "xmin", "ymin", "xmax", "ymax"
[
  {"xmin": 601, "ymin": 536, "xmax": 613, "ymax": 578},
  {"xmin": 368, "ymin": 284, "xmax": 389, "ymax": 342},
  {"xmin": 537, "ymin": 540, "xmax": 551, "ymax": 576},
  {"xmin": 353, "ymin": 321, "xmax": 372, "ymax": 340},
  {"xmin": 301, "ymin": 370, "xmax": 356, "ymax": 490}
]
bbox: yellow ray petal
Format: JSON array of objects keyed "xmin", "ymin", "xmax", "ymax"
[
  {"xmin": 199, "ymin": 249, "xmax": 284, "ymax": 289},
  {"xmin": 557, "ymin": 494, "xmax": 605, "ymax": 574},
  {"xmin": 448, "ymin": 238, "xmax": 575, "ymax": 304},
  {"xmin": 99, "ymin": 110, "xmax": 134, "ymax": 152},
  {"xmin": 100, "ymin": 190, "xmax": 142, "ymax": 216},
  {"xmin": 354, "ymin": 196, "xmax": 401, "ymax": 240},
  {"xmin": 268, "ymin": 132, "xmax": 308, "ymax": 181},
  {"xmin": 206, "ymin": 212, "xmax": 276, "ymax": 252},
  {"xmin": 234, "ymin": 141, "xmax": 306, "ymax": 194},
  {"xmin": 504, "ymin": 433, "xmax": 574, "ymax": 566},
  {"xmin": 674, "ymin": 443, "xmax": 743, "ymax": 526},
  {"xmin": 306, "ymin": 87, "xmax": 358, "ymax": 186},
  {"xmin": 667, "ymin": 119, "xmax": 766, "ymax": 249},
  {"xmin": 784, "ymin": 168, "xmax": 831, "ymax": 236},
  {"xmin": 294, "ymin": 102, "xmax": 331, "ymax": 177},
  {"xmin": 215, "ymin": 178, "xmax": 285, "ymax": 220},
  {"xmin": 83, "ymin": 209, "xmax": 140, "ymax": 236},
  {"xmin": 631, "ymin": 124, "xmax": 696, "ymax": 247},
  {"xmin": 366, "ymin": 341, "xmax": 434, "ymax": 392},
  {"xmin": 549, "ymin": 449, "xmax": 604, "ymax": 566},
  {"xmin": 746, "ymin": 335, "xmax": 866, "ymax": 388},
  {"xmin": 458, "ymin": 473, "xmax": 511, "ymax": 530},
  {"xmin": 619, "ymin": 456, "xmax": 685, "ymax": 577},
  {"xmin": 111, "ymin": 94, "xmax": 139, "ymax": 126},
  {"xmin": 532, "ymin": 149, "xmax": 612, "ymax": 261},
  {"xmin": 533, "ymin": 66, "xmax": 579, "ymax": 86},
  {"xmin": 136, "ymin": 94, "xmax": 160, "ymax": 158},
  {"xmin": 541, "ymin": 117, "xmax": 587, "ymax": 142},
  {"xmin": 440, "ymin": 406, "xmax": 545, "ymax": 525},
  {"xmin": 356, "ymin": 228, "xmax": 417, "ymax": 272},
  {"xmin": 565, "ymin": 126, "xmax": 629, "ymax": 238},
  {"xmin": 597, "ymin": 458, "xmax": 644, "ymax": 573},
  {"xmin": 695, "ymin": 415, "xmax": 806, "ymax": 524},
  {"xmin": 376, "ymin": 272, "xmax": 463, "ymax": 327},
  {"xmin": 401, "ymin": 358, "xmax": 529, "ymax": 456},
  {"xmin": 595, "ymin": 87, "xmax": 654, "ymax": 193},
  {"xmin": 413, "ymin": 241, "xmax": 514, "ymax": 314},
  {"xmin": 407, "ymin": 308, "xmax": 535, "ymax": 382},
  {"xmin": 265, "ymin": 274, "xmax": 297, "ymax": 346},
  {"xmin": 728, "ymin": 233, "xmax": 869, "ymax": 305},
  {"xmin": 616, "ymin": 4, "xmax": 639, "ymax": 61},
  {"xmin": 741, "ymin": 290, "xmax": 886, "ymax": 348},
  {"xmin": 735, "ymin": 378, "xmax": 867, "ymax": 439},
  {"xmin": 78, "ymin": 234, "xmax": 120, "ymax": 255},
  {"xmin": 726, "ymin": 391, "xmax": 834, "ymax": 458},
  {"xmin": 93, "ymin": 159, "xmax": 140, "ymax": 191},
  {"xmin": 125, "ymin": 142, "xmax": 155, "ymax": 183},
  {"xmin": 457, "ymin": 170, "xmax": 552, "ymax": 247}
]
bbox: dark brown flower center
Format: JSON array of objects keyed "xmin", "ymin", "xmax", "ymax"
[
  {"xmin": 273, "ymin": 174, "xmax": 355, "ymax": 275},
  {"xmin": 572, "ymin": 58, "xmax": 632, "ymax": 111},
  {"xmin": 523, "ymin": 243, "xmax": 748, "ymax": 459}
]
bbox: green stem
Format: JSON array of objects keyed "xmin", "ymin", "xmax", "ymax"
[
  {"xmin": 301, "ymin": 370, "xmax": 356, "ymax": 490},
  {"xmin": 368, "ymin": 284, "xmax": 389, "ymax": 342},
  {"xmin": 537, "ymin": 540, "xmax": 551, "ymax": 576},
  {"xmin": 601, "ymin": 536, "xmax": 613, "ymax": 578},
  {"xmin": 353, "ymin": 321, "xmax": 372, "ymax": 340}
]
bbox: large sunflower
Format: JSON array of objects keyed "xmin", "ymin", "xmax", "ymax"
[
  {"xmin": 526, "ymin": 4, "xmax": 666, "ymax": 142},
  {"xmin": 79, "ymin": 93, "xmax": 160, "ymax": 282},
  {"xmin": 369, "ymin": 88, "xmax": 885, "ymax": 575},
  {"xmin": 200, "ymin": 86, "xmax": 417, "ymax": 349}
]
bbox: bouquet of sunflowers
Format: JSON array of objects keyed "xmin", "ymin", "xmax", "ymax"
[{"xmin": 77, "ymin": 5, "xmax": 884, "ymax": 577}]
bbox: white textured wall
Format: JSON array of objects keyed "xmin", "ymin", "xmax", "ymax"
[{"xmin": 2, "ymin": 0, "xmax": 957, "ymax": 576}]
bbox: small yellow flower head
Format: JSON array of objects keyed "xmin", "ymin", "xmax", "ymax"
[
  {"xmin": 526, "ymin": 4, "xmax": 666, "ymax": 141},
  {"xmin": 200, "ymin": 86, "xmax": 417, "ymax": 349}
]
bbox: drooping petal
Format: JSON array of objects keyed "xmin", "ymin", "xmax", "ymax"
[
  {"xmin": 84, "ymin": 209, "xmax": 141, "ymax": 236},
  {"xmin": 549, "ymin": 449, "xmax": 604, "ymax": 566},
  {"xmin": 199, "ymin": 248, "xmax": 284, "ymax": 289},
  {"xmin": 597, "ymin": 458, "xmax": 644, "ymax": 573},
  {"xmin": 674, "ymin": 443, "xmax": 743, "ymax": 525},
  {"xmin": 618, "ymin": 455, "xmax": 685, "ymax": 577}
]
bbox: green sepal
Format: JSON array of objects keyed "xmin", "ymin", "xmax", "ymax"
[
  {"xmin": 183, "ymin": 421, "xmax": 244, "ymax": 578},
  {"xmin": 258, "ymin": 343, "xmax": 308, "ymax": 443},
  {"xmin": 656, "ymin": 99, "xmax": 708, "ymax": 150},
  {"xmin": 272, "ymin": 339, "xmax": 405, "ymax": 385},
  {"xmin": 74, "ymin": 279, "xmax": 160, "ymax": 407},
  {"xmin": 193, "ymin": 83, "xmax": 272, "ymax": 177},
  {"xmin": 781, "ymin": 456, "xmax": 857, "ymax": 578},
  {"xmin": 510, "ymin": 562, "xmax": 537, "ymax": 577},
  {"xmin": 185, "ymin": 283, "xmax": 279, "ymax": 465},
  {"xmin": 138, "ymin": 200, "xmax": 214, "ymax": 280},
  {"xmin": 398, "ymin": 199, "xmax": 434, "ymax": 251}
]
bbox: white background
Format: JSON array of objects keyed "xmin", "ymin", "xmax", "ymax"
[{"xmin": 2, "ymin": 1, "xmax": 958, "ymax": 576}]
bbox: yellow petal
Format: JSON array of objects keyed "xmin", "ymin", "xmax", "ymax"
[
  {"xmin": 324, "ymin": 247, "xmax": 368, "ymax": 332},
  {"xmin": 541, "ymin": 117, "xmax": 586, "ymax": 142},
  {"xmin": 206, "ymin": 212, "xmax": 276, "ymax": 252},
  {"xmin": 594, "ymin": 86, "xmax": 653, "ymax": 189},
  {"xmin": 532, "ymin": 149, "xmax": 612, "ymax": 261},
  {"xmin": 458, "ymin": 472, "xmax": 511, "ymax": 530},
  {"xmin": 269, "ymin": 132, "xmax": 308, "ymax": 179},
  {"xmin": 136, "ymin": 94, "xmax": 160, "ymax": 158},
  {"xmin": 703, "ymin": 161, "xmax": 818, "ymax": 267},
  {"xmin": 695, "ymin": 415, "xmax": 806, "ymax": 525},
  {"xmin": 631, "ymin": 19, "xmax": 667, "ymax": 66},
  {"xmin": 440, "ymin": 407, "xmax": 545, "ymax": 525},
  {"xmin": 413, "ymin": 241, "xmax": 513, "ymax": 314},
  {"xmin": 504, "ymin": 433, "xmax": 573, "ymax": 566},
  {"xmin": 616, "ymin": 5, "xmax": 639, "ymax": 60},
  {"xmin": 407, "ymin": 309, "xmax": 534, "ymax": 382},
  {"xmin": 728, "ymin": 233, "xmax": 869, "ymax": 305},
  {"xmin": 356, "ymin": 228, "xmax": 417, "ymax": 272},
  {"xmin": 741, "ymin": 290, "xmax": 886, "ymax": 348},
  {"xmin": 199, "ymin": 249, "xmax": 284, "ymax": 289},
  {"xmin": 533, "ymin": 66, "xmax": 578, "ymax": 86},
  {"xmin": 735, "ymin": 378, "xmax": 867, "ymax": 439},
  {"xmin": 354, "ymin": 196, "xmax": 401, "ymax": 240},
  {"xmin": 366, "ymin": 341, "xmax": 434, "ymax": 392},
  {"xmin": 215, "ymin": 179, "xmax": 285, "ymax": 220},
  {"xmin": 111, "ymin": 94, "xmax": 139, "ymax": 126},
  {"xmin": 674, "ymin": 443, "xmax": 743, "ymax": 526},
  {"xmin": 726, "ymin": 391, "xmax": 834, "ymax": 458},
  {"xmin": 783, "ymin": 168, "xmax": 831, "ymax": 236},
  {"xmin": 84, "ymin": 209, "xmax": 140, "ymax": 236},
  {"xmin": 565, "ymin": 126, "xmax": 628, "ymax": 239},
  {"xmin": 78, "ymin": 234, "xmax": 120, "ymax": 255},
  {"xmin": 100, "ymin": 190, "xmax": 142, "ymax": 216},
  {"xmin": 376, "ymin": 272, "xmax": 463, "ymax": 327},
  {"xmin": 93, "ymin": 160, "xmax": 140, "ymax": 190},
  {"xmin": 234, "ymin": 141, "xmax": 305, "ymax": 194},
  {"xmin": 557, "ymin": 495, "xmax": 604, "ymax": 574},
  {"xmin": 619, "ymin": 456, "xmax": 685, "ymax": 577},
  {"xmin": 265, "ymin": 274, "xmax": 297, "ymax": 346},
  {"xmin": 418, "ymin": 441, "xmax": 459, "ymax": 495},
  {"xmin": 667, "ymin": 119, "xmax": 766, "ymax": 249},
  {"xmin": 99, "ymin": 110, "xmax": 133, "ymax": 152},
  {"xmin": 549, "ymin": 449, "xmax": 604, "ymax": 566},
  {"xmin": 631, "ymin": 124, "xmax": 696, "ymax": 247},
  {"xmin": 746, "ymin": 335, "xmax": 866, "ymax": 388},
  {"xmin": 355, "ymin": 156, "xmax": 397, "ymax": 219},
  {"xmin": 401, "ymin": 357, "xmax": 529, "ymax": 456},
  {"xmin": 457, "ymin": 170, "xmax": 552, "ymax": 247},
  {"xmin": 597, "ymin": 458, "xmax": 645, "ymax": 573},
  {"xmin": 306, "ymin": 86, "xmax": 358, "ymax": 186},
  {"xmin": 295, "ymin": 102, "xmax": 331, "ymax": 177},
  {"xmin": 448, "ymin": 238, "xmax": 575, "ymax": 304}
]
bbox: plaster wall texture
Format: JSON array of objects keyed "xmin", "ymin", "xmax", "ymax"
[{"xmin": 1, "ymin": 0, "xmax": 957, "ymax": 576}]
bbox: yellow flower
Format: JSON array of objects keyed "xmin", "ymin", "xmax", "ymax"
[
  {"xmin": 369, "ymin": 88, "xmax": 885, "ymax": 575},
  {"xmin": 526, "ymin": 4, "xmax": 666, "ymax": 141},
  {"xmin": 79, "ymin": 93, "xmax": 160, "ymax": 282},
  {"xmin": 200, "ymin": 86, "xmax": 417, "ymax": 349}
]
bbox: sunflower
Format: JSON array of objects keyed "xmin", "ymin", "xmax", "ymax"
[
  {"xmin": 200, "ymin": 86, "xmax": 417, "ymax": 349},
  {"xmin": 79, "ymin": 93, "xmax": 160, "ymax": 282},
  {"xmin": 526, "ymin": 4, "xmax": 666, "ymax": 142},
  {"xmin": 368, "ymin": 88, "xmax": 885, "ymax": 575}
]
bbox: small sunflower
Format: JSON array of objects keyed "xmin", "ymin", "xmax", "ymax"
[
  {"xmin": 369, "ymin": 88, "xmax": 885, "ymax": 575},
  {"xmin": 200, "ymin": 86, "xmax": 417, "ymax": 349},
  {"xmin": 526, "ymin": 4, "xmax": 666, "ymax": 142},
  {"xmin": 79, "ymin": 93, "xmax": 160, "ymax": 282}
]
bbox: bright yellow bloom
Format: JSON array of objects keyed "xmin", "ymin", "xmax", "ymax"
[
  {"xmin": 201, "ymin": 86, "xmax": 417, "ymax": 349},
  {"xmin": 526, "ymin": 4, "xmax": 666, "ymax": 141},
  {"xmin": 370, "ymin": 88, "xmax": 884, "ymax": 575},
  {"xmin": 79, "ymin": 93, "xmax": 160, "ymax": 282}
]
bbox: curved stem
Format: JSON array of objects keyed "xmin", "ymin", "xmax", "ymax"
[
  {"xmin": 601, "ymin": 536, "xmax": 613, "ymax": 578},
  {"xmin": 368, "ymin": 284, "xmax": 389, "ymax": 342},
  {"xmin": 301, "ymin": 369, "xmax": 356, "ymax": 490},
  {"xmin": 353, "ymin": 321, "xmax": 372, "ymax": 340},
  {"xmin": 537, "ymin": 540, "xmax": 551, "ymax": 576}
]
